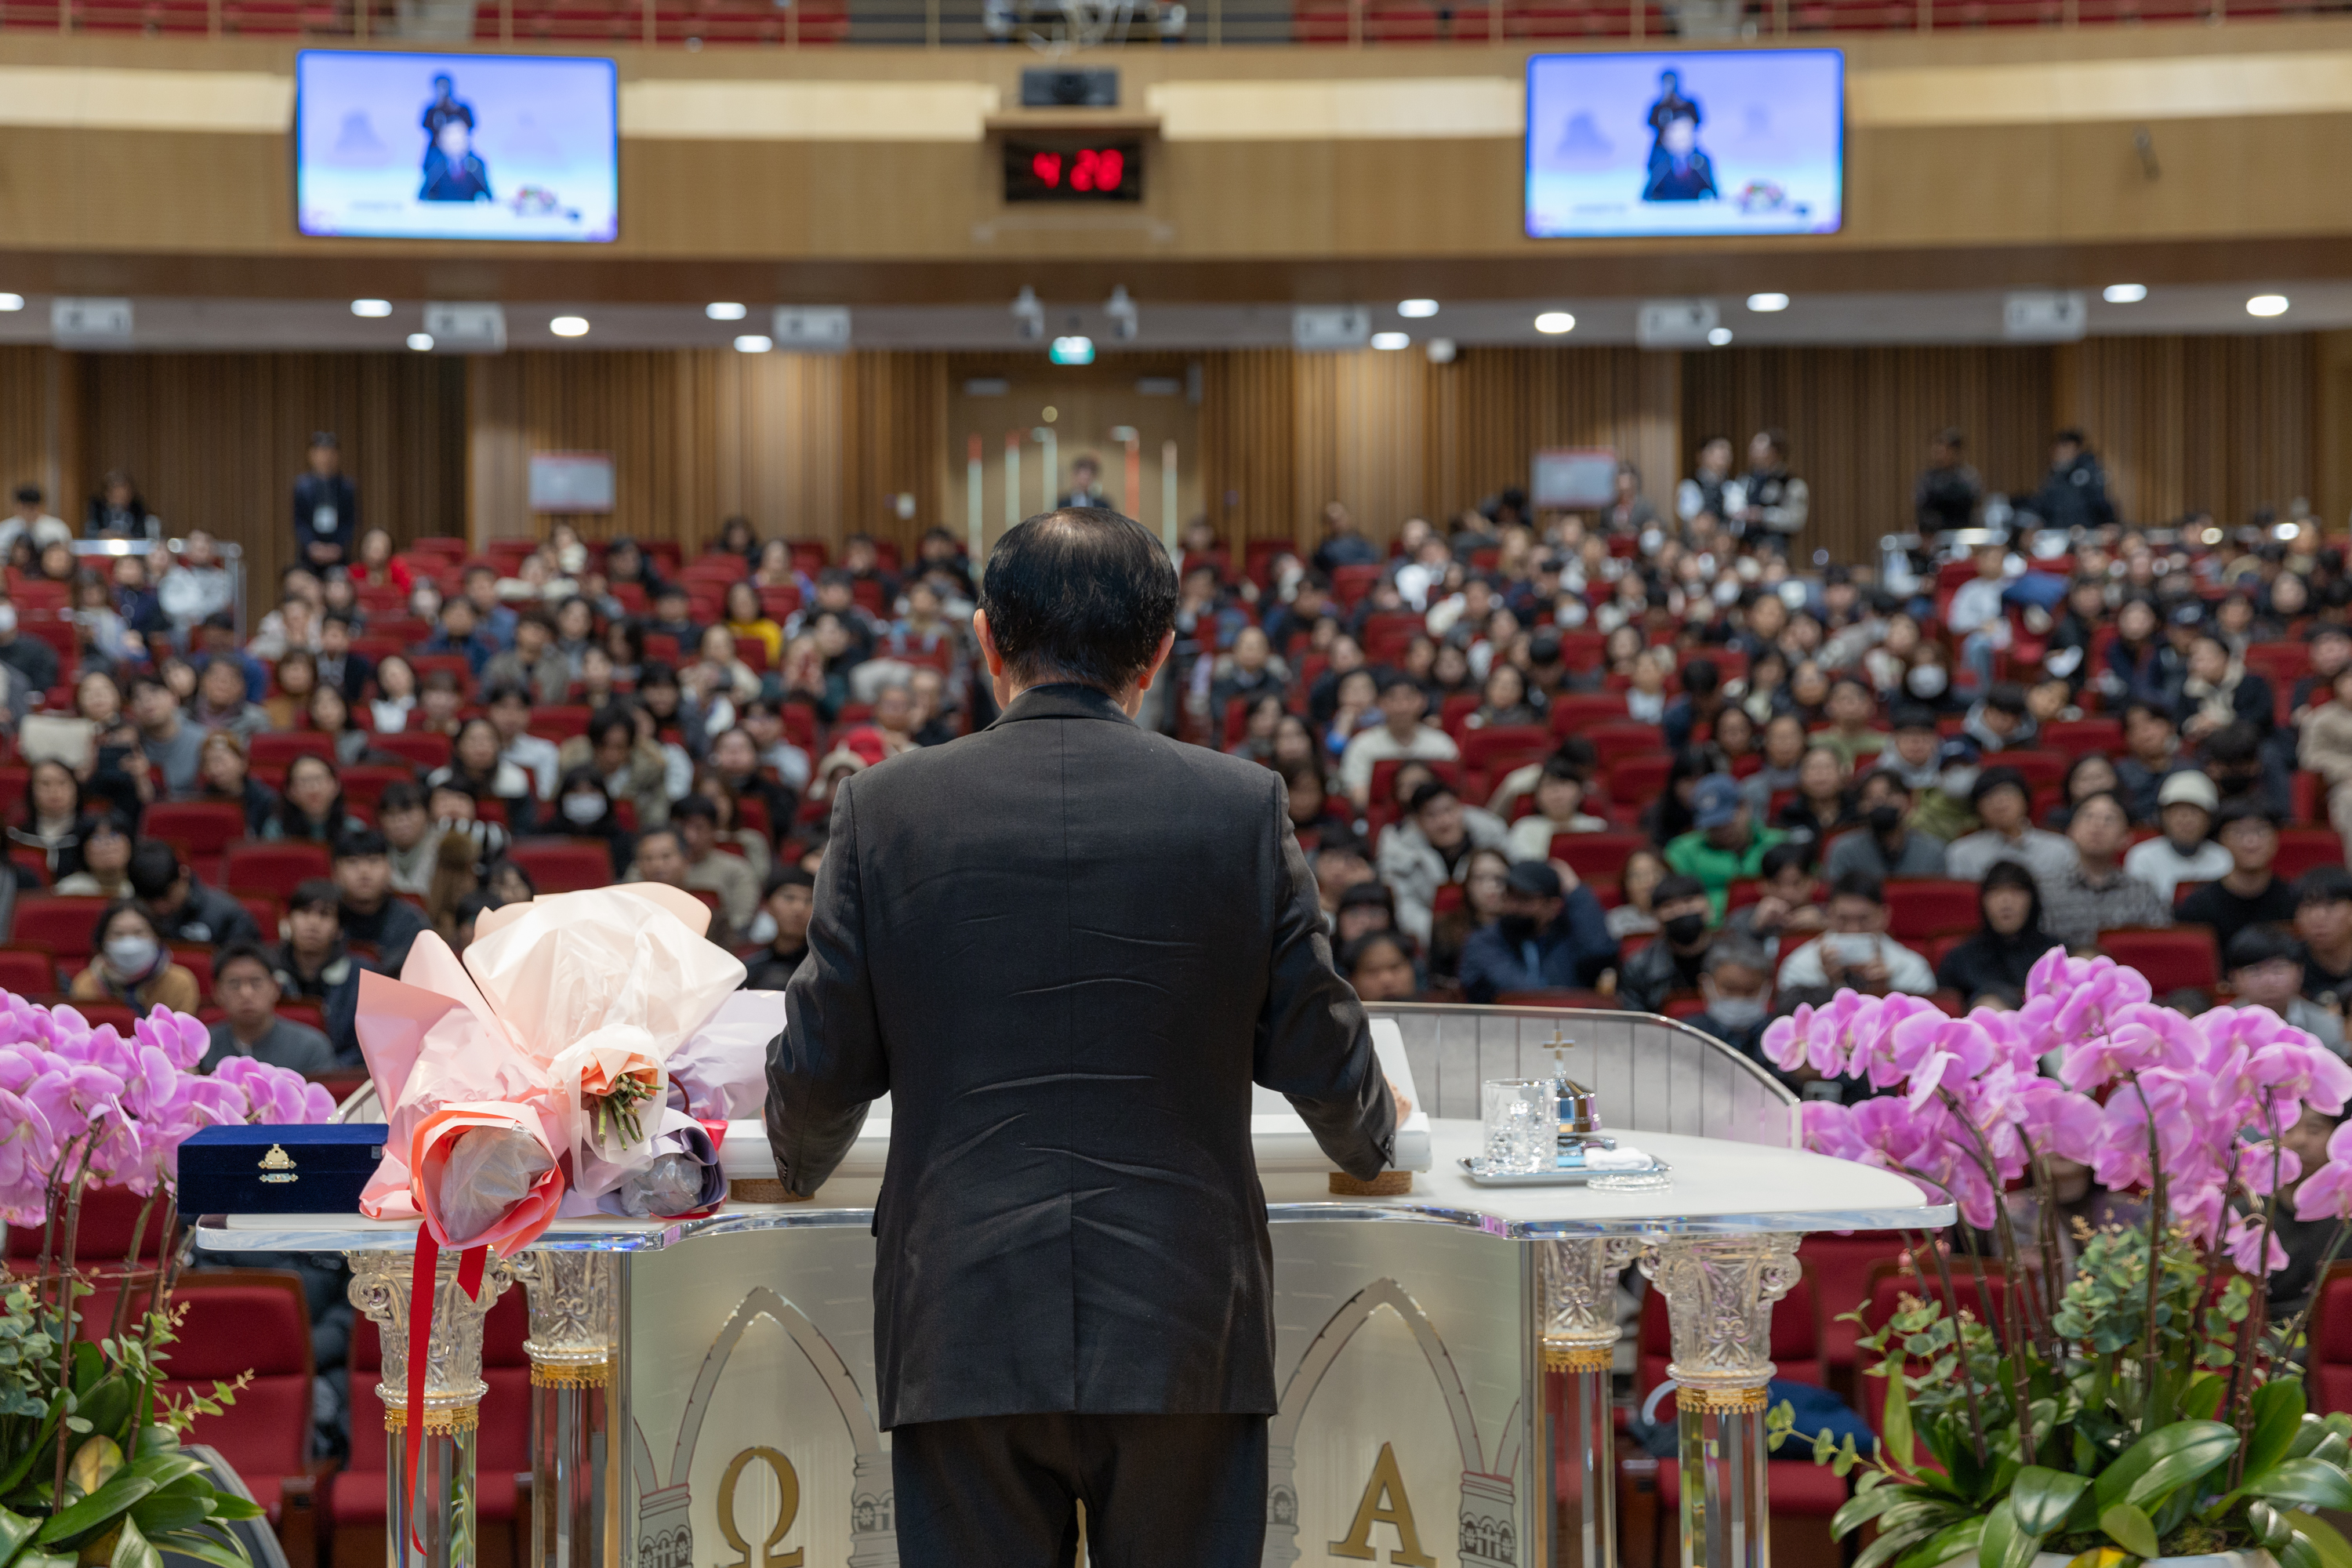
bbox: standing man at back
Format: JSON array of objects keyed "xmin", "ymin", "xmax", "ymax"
[{"xmin": 768, "ymin": 507, "xmax": 1397, "ymax": 1567}]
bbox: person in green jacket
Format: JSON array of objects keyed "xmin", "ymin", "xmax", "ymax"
[{"xmin": 1664, "ymin": 773, "xmax": 1789, "ymax": 923}]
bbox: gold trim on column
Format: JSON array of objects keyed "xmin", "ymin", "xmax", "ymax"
[
  {"xmin": 383, "ymin": 1405, "xmax": 484, "ymax": 1435},
  {"xmin": 1678, "ymin": 1385, "xmax": 1769, "ymax": 1414},
  {"xmin": 530, "ymin": 1358, "xmax": 614, "ymax": 1388},
  {"xmin": 1542, "ymin": 1341, "xmax": 1613, "ymax": 1373}
]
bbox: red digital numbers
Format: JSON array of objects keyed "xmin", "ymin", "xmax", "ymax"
[
  {"xmin": 1071, "ymin": 147, "xmax": 1123, "ymax": 191},
  {"xmin": 1027, "ymin": 147, "xmax": 1123, "ymax": 193}
]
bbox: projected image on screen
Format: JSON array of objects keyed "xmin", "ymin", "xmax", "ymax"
[
  {"xmin": 1524, "ymin": 49, "xmax": 1843, "ymax": 239},
  {"xmin": 296, "ymin": 51, "xmax": 618, "ymax": 242}
]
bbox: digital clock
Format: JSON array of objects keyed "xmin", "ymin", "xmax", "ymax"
[{"xmin": 1003, "ymin": 138, "xmax": 1144, "ymax": 204}]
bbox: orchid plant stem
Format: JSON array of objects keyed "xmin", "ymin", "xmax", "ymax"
[
  {"xmin": 131, "ymin": 1189, "xmax": 176, "ymax": 1443},
  {"xmin": 1921, "ymin": 1229, "xmax": 1991, "ymax": 1465},
  {"xmin": 106, "ymin": 1189, "xmax": 158, "ymax": 1348},
  {"xmin": 49, "ymin": 1139, "xmax": 99, "ymax": 1504},
  {"xmin": 2129, "ymin": 1074, "xmax": 2167, "ymax": 1431}
]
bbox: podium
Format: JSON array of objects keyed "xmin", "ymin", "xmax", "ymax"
[{"xmin": 197, "ymin": 1004, "xmax": 1947, "ymax": 1568}]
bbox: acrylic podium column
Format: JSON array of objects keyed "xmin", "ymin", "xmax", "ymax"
[
  {"xmin": 1537, "ymin": 1237, "xmax": 1640, "ymax": 1568},
  {"xmin": 348, "ymin": 1250, "xmax": 517, "ymax": 1568},
  {"xmin": 510, "ymin": 1251, "xmax": 619, "ymax": 1568},
  {"xmin": 1639, "ymin": 1236, "xmax": 1802, "ymax": 1568}
]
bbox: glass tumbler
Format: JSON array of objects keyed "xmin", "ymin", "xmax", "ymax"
[{"xmin": 1482, "ymin": 1078, "xmax": 1555, "ymax": 1174}]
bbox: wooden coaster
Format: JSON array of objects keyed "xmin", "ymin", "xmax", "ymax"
[
  {"xmin": 1328, "ymin": 1170, "xmax": 1414, "ymax": 1196},
  {"xmin": 730, "ymin": 1178, "xmax": 809, "ymax": 1205}
]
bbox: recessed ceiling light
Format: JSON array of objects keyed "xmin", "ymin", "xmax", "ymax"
[
  {"xmin": 706, "ymin": 302, "xmax": 748, "ymax": 321},
  {"xmin": 2249, "ymin": 294, "xmax": 2290, "ymax": 318},
  {"xmin": 406, "ymin": 332, "xmax": 434, "ymax": 351},
  {"xmin": 1745, "ymin": 292, "xmax": 1789, "ymax": 313},
  {"xmin": 2103, "ymin": 283, "xmax": 2148, "ymax": 304},
  {"xmin": 1370, "ymin": 332, "xmax": 1410, "ymax": 351},
  {"xmin": 350, "ymin": 299, "xmax": 393, "ymax": 318},
  {"xmin": 550, "ymin": 315, "xmax": 590, "ymax": 337},
  {"xmin": 1534, "ymin": 311, "xmax": 1575, "ymax": 335},
  {"xmin": 1708, "ymin": 326, "xmax": 1734, "ymax": 346},
  {"xmin": 1397, "ymin": 299, "xmax": 1439, "ymax": 319},
  {"xmin": 0, "ymin": 295, "xmax": 23, "ymax": 314},
  {"xmin": 734, "ymin": 335, "xmax": 774, "ymax": 354}
]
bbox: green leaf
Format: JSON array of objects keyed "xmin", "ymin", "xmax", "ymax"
[
  {"xmin": 2290, "ymin": 1512, "xmax": 2352, "ymax": 1568},
  {"xmin": 0, "ymin": 1505, "xmax": 39, "ymax": 1568},
  {"xmin": 2009, "ymin": 1465, "xmax": 2092, "ymax": 1537},
  {"xmin": 1854, "ymin": 1519, "xmax": 1942, "ymax": 1568},
  {"xmin": 2181, "ymin": 1372, "xmax": 2228, "ymax": 1422},
  {"xmin": 1977, "ymin": 1500, "xmax": 2037, "ymax": 1568},
  {"xmin": 1896, "ymin": 1515, "xmax": 1983, "ymax": 1568},
  {"xmin": 66, "ymin": 1437, "xmax": 122, "ymax": 1501},
  {"xmin": 147, "ymin": 1530, "xmax": 247, "ymax": 1568},
  {"xmin": 33, "ymin": 1475, "xmax": 155, "ymax": 1547},
  {"xmin": 199, "ymin": 1497, "xmax": 260, "ymax": 1524},
  {"xmin": 2244, "ymin": 1378, "xmax": 2311, "ymax": 1485},
  {"xmin": 1831, "ymin": 1483, "xmax": 1915, "ymax": 1537},
  {"xmin": 127, "ymin": 1496, "xmax": 209, "ymax": 1538},
  {"xmin": 2091, "ymin": 1420, "xmax": 2238, "ymax": 1514},
  {"xmin": 2099, "ymin": 1500, "xmax": 2160, "ymax": 1559},
  {"xmin": 107, "ymin": 1516, "xmax": 158, "ymax": 1568},
  {"xmin": 2285, "ymin": 1534, "xmax": 2328, "ymax": 1568},
  {"xmin": 2250, "ymin": 1457, "xmax": 2352, "ymax": 1512},
  {"xmin": 1881, "ymin": 1357, "xmax": 1917, "ymax": 1475},
  {"xmin": 122, "ymin": 1457, "xmax": 201, "ymax": 1494},
  {"xmin": 2252, "ymin": 1501, "xmax": 2295, "ymax": 1550}
]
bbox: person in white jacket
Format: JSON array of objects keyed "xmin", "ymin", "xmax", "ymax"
[
  {"xmin": 1776, "ymin": 870, "xmax": 1936, "ymax": 996},
  {"xmin": 1376, "ymin": 779, "xmax": 1508, "ymax": 946},
  {"xmin": 2121, "ymin": 770, "xmax": 2233, "ymax": 905}
]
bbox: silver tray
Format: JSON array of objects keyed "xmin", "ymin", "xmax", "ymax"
[{"xmin": 1458, "ymin": 1155, "xmax": 1674, "ymax": 1188}]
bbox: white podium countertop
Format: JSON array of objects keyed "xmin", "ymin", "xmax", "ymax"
[{"xmin": 196, "ymin": 1119, "xmax": 1946, "ymax": 1254}]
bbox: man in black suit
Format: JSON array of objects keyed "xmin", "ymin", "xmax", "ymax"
[{"xmin": 767, "ymin": 506, "xmax": 1397, "ymax": 1568}]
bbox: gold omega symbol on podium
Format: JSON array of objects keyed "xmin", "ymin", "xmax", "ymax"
[{"xmin": 716, "ymin": 1446, "xmax": 804, "ymax": 1568}]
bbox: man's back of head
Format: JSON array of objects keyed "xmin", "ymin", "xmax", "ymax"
[{"xmin": 976, "ymin": 508, "xmax": 1178, "ymax": 697}]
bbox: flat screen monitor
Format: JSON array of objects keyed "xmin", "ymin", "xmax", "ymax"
[
  {"xmin": 296, "ymin": 50, "xmax": 619, "ymax": 242},
  {"xmin": 1524, "ymin": 49, "xmax": 1843, "ymax": 239}
]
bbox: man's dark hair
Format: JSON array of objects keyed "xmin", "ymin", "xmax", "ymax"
[
  {"xmin": 1654, "ymin": 873, "xmax": 1708, "ymax": 907},
  {"xmin": 11, "ymin": 485, "xmax": 38, "ymax": 506},
  {"xmin": 213, "ymin": 940, "xmax": 274, "ymax": 982},
  {"xmin": 2217, "ymin": 798, "xmax": 2282, "ymax": 834},
  {"xmin": 764, "ymin": 866, "xmax": 816, "ymax": 898},
  {"xmin": 1377, "ymin": 673, "xmax": 1424, "ymax": 701},
  {"xmin": 1971, "ymin": 765, "xmax": 2031, "ymax": 810},
  {"xmin": 288, "ymin": 877, "xmax": 340, "ymax": 916},
  {"xmin": 1985, "ymin": 684, "xmax": 2029, "ymax": 718},
  {"xmin": 2122, "ymin": 700, "xmax": 2175, "ymax": 729},
  {"xmin": 1406, "ymin": 781, "xmax": 1457, "ymax": 815},
  {"xmin": 1337, "ymin": 882, "xmax": 1395, "ymax": 914},
  {"xmin": 1860, "ymin": 769, "xmax": 1913, "ymax": 800},
  {"xmin": 127, "ymin": 840, "xmax": 183, "ymax": 902},
  {"xmin": 334, "ymin": 828, "xmax": 389, "ymax": 862},
  {"xmin": 378, "ymin": 781, "xmax": 425, "ymax": 816},
  {"xmin": 462, "ymin": 564, "xmax": 495, "ymax": 584},
  {"xmin": 2227, "ymin": 923, "xmax": 2303, "ymax": 971},
  {"xmin": 485, "ymin": 683, "xmax": 530, "ymax": 709},
  {"xmin": 1889, "ymin": 701, "xmax": 1939, "ymax": 733},
  {"xmin": 1705, "ymin": 934, "xmax": 1771, "ymax": 977},
  {"xmin": 672, "ymin": 794, "xmax": 719, "ymax": 824},
  {"xmin": 1759, "ymin": 843, "xmax": 1812, "ymax": 882},
  {"xmin": 1338, "ymin": 929, "xmax": 1416, "ymax": 978},
  {"xmin": 977, "ymin": 509, "xmax": 1180, "ymax": 693},
  {"xmin": 323, "ymin": 610, "xmax": 357, "ymax": 632},
  {"xmin": 2055, "ymin": 427, "xmax": 2087, "ymax": 447},
  {"xmin": 428, "ymin": 777, "xmax": 478, "ymax": 804},
  {"xmin": 2302, "ymin": 865, "xmax": 2352, "ymax": 908},
  {"xmin": 1830, "ymin": 869, "xmax": 1886, "ymax": 906},
  {"xmin": 1681, "ymin": 658, "xmax": 1720, "ymax": 698}
]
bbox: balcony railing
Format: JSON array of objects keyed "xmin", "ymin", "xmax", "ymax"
[{"xmin": 0, "ymin": 0, "xmax": 2328, "ymax": 46}]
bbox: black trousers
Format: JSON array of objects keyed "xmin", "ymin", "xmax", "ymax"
[{"xmin": 890, "ymin": 1412, "xmax": 1269, "ymax": 1568}]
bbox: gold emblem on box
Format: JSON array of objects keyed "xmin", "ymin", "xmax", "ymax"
[{"xmin": 257, "ymin": 1145, "xmax": 298, "ymax": 1185}]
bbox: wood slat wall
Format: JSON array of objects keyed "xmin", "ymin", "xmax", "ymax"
[
  {"xmin": 76, "ymin": 350, "xmax": 467, "ymax": 596},
  {"xmin": 2053, "ymin": 335, "xmax": 2318, "ymax": 530},
  {"xmin": 1679, "ymin": 344, "xmax": 2059, "ymax": 565}
]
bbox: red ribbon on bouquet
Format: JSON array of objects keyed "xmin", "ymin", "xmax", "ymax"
[{"xmin": 403, "ymin": 1227, "xmax": 491, "ymax": 1555}]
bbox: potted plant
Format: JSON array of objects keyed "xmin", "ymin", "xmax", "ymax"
[
  {"xmin": 1762, "ymin": 951, "xmax": 2352, "ymax": 1568},
  {"xmin": 0, "ymin": 996, "xmax": 333, "ymax": 1568}
]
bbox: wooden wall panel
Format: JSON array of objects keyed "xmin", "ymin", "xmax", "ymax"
[
  {"xmin": 841, "ymin": 351, "xmax": 948, "ymax": 547},
  {"xmin": 1200, "ymin": 349, "xmax": 1301, "ymax": 545},
  {"xmin": 1679, "ymin": 345, "xmax": 2055, "ymax": 563},
  {"xmin": 469, "ymin": 348, "xmax": 881, "ymax": 554},
  {"xmin": 78, "ymin": 351, "xmax": 466, "ymax": 594},
  {"xmin": 1430, "ymin": 347, "xmax": 1681, "ymax": 531},
  {"xmin": 0, "ymin": 350, "xmax": 64, "ymax": 514},
  {"xmin": 2054, "ymin": 335, "xmax": 2316, "ymax": 528}
]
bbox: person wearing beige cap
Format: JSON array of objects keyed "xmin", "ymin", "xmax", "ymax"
[{"xmin": 2122, "ymin": 768, "xmax": 2233, "ymax": 904}]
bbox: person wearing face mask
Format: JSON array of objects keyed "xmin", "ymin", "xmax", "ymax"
[
  {"xmin": 1456, "ymin": 861, "xmax": 1615, "ymax": 1004},
  {"xmin": 1615, "ymin": 873, "xmax": 1717, "ymax": 1014},
  {"xmin": 1686, "ymin": 935, "xmax": 1774, "ymax": 1065},
  {"xmin": 70, "ymin": 903, "xmax": 201, "ymax": 1017},
  {"xmin": 554, "ymin": 764, "xmax": 636, "ymax": 878},
  {"xmin": 1824, "ymin": 771, "xmax": 1947, "ymax": 880}
]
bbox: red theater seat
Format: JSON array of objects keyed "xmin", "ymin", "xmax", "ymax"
[
  {"xmin": 2100, "ymin": 926, "xmax": 2220, "ymax": 993},
  {"xmin": 223, "ymin": 843, "xmax": 332, "ymax": 903},
  {"xmin": 1883, "ymin": 880, "xmax": 1981, "ymax": 941},
  {"xmin": 9, "ymin": 895, "xmax": 112, "ymax": 964},
  {"xmin": 506, "ymin": 840, "xmax": 615, "ymax": 894},
  {"xmin": 166, "ymin": 1270, "xmax": 317, "ymax": 1528},
  {"xmin": 143, "ymin": 802, "xmax": 251, "ymax": 859}
]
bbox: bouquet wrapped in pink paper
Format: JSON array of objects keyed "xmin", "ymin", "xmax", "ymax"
[{"xmin": 355, "ymin": 882, "xmax": 747, "ymax": 1253}]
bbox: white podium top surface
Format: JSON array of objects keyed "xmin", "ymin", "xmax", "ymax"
[{"xmin": 196, "ymin": 1119, "xmax": 1947, "ymax": 1253}]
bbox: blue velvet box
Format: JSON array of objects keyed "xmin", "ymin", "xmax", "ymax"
[{"xmin": 178, "ymin": 1123, "xmax": 390, "ymax": 1216}]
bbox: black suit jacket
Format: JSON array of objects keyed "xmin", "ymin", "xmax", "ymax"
[{"xmin": 768, "ymin": 682, "xmax": 1395, "ymax": 1430}]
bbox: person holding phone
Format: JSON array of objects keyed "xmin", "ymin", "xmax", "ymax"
[{"xmin": 1773, "ymin": 870, "xmax": 1935, "ymax": 996}]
